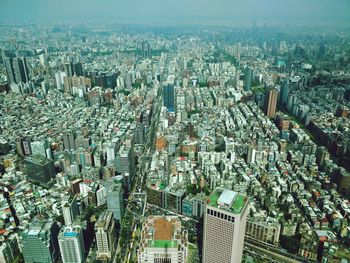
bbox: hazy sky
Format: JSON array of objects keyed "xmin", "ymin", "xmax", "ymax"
[{"xmin": 1, "ymin": 0, "xmax": 349, "ymax": 24}]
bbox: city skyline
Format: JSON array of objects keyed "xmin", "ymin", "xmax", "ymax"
[{"xmin": 1, "ymin": 1, "xmax": 350, "ymax": 263}]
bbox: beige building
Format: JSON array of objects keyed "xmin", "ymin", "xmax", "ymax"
[
  {"xmin": 95, "ymin": 211, "xmax": 116, "ymax": 260},
  {"xmin": 138, "ymin": 216, "xmax": 188, "ymax": 263},
  {"xmin": 245, "ymin": 219, "xmax": 281, "ymax": 247},
  {"xmin": 264, "ymin": 89, "xmax": 278, "ymax": 118},
  {"xmin": 203, "ymin": 188, "xmax": 249, "ymax": 263}
]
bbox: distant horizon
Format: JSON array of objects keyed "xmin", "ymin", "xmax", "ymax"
[{"xmin": 1, "ymin": 0, "xmax": 349, "ymax": 27}]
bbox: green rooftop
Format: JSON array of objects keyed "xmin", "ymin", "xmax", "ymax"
[
  {"xmin": 159, "ymin": 182, "xmax": 166, "ymax": 190},
  {"xmin": 208, "ymin": 188, "xmax": 247, "ymax": 214},
  {"xmin": 148, "ymin": 240, "xmax": 178, "ymax": 248}
]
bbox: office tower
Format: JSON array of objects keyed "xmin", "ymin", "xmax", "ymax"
[
  {"xmin": 116, "ymin": 144, "xmax": 135, "ymax": 190},
  {"xmin": 134, "ymin": 124, "xmax": 145, "ymax": 144},
  {"xmin": 138, "ymin": 216, "xmax": 188, "ymax": 263},
  {"xmin": 142, "ymin": 42, "xmax": 151, "ymax": 58},
  {"xmin": 63, "ymin": 76, "xmax": 73, "ymax": 93},
  {"xmin": 106, "ymin": 176, "xmax": 124, "ymax": 221},
  {"xmin": 21, "ymin": 221, "xmax": 61, "ymax": 263},
  {"xmin": 125, "ymin": 72, "xmax": 133, "ymax": 88},
  {"xmin": 24, "ymin": 155, "xmax": 56, "ymax": 187},
  {"xmin": 244, "ymin": 67, "xmax": 253, "ymax": 91},
  {"xmin": 163, "ymin": 84, "xmax": 175, "ymax": 112},
  {"xmin": 279, "ymin": 79, "xmax": 290, "ymax": 106},
  {"xmin": 105, "ymin": 72, "xmax": 116, "ymax": 88},
  {"xmin": 64, "ymin": 62, "xmax": 74, "ymax": 77},
  {"xmin": 164, "ymin": 186, "xmax": 186, "ymax": 214},
  {"xmin": 264, "ymin": 89, "xmax": 278, "ymax": 118},
  {"xmin": 106, "ymin": 142, "xmax": 116, "ymax": 166},
  {"xmin": 55, "ymin": 71, "xmax": 67, "ymax": 90},
  {"xmin": 22, "ymin": 139, "xmax": 32, "ymax": 155},
  {"xmin": 73, "ymin": 62, "xmax": 83, "ymax": 76},
  {"xmin": 13, "ymin": 57, "xmax": 29, "ymax": 83},
  {"xmin": 318, "ymin": 43, "xmax": 326, "ymax": 59},
  {"xmin": 247, "ymin": 144, "xmax": 256, "ymax": 164},
  {"xmin": 63, "ymin": 131, "xmax": 76, "ymax": 151},
  {"xmin": 39, "ymin": 53, "xmax": 48, "ymax": 66},
  {"xmin": 58, "ymin": 225, "xmax": 85, "ymax": 263},
  {"xmin": 3, "ymin": 56, "xmax": 29, "ymax": 84},
  {"xmin": 95, "ymin": 211, "xmax": 116, "ymax": 260},
  {"xmin": 192, "ymin": 192, "xmax": 207, "ymax": 218},
  {"xmin": 4, "ymin": 57, "xmax": 16, "ymax": 83},
  {"xmin": 62, "ymin": 195, "xmax": 79, "ymax": 225},
  {"xmin": 203, "ymin": 188, "xmax": 249, "ymax": 263},
  {"xmin": 30, "ymin": 139, "xmax": 49, "ymax": 158}
]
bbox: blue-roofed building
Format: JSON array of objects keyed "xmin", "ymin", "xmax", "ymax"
[{"xmin": 58, "ymin": 225, "xmax": 85, "ymax": 263}]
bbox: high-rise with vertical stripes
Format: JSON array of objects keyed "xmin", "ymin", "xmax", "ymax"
[{"xmin": 203, "ymin": 188, "xmax": 249, "ymax": 263}]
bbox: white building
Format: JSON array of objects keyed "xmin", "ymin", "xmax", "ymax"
[
  {"xmin": 62, "ymin": 195, "xmax": 78, "ymax": 226},
  {"xmin": 95, "ymin": 211, "xmax": 116, "ymax": 260},
  {"xmin": 58, "ymin": 225, "xmax": 85, "ymax": 263},
  {"xmin": 138, "ymin": 216, "xmax": 188, "ymax": 263},
  {"xmin": 245, "ymin": 218, "xmax": 281, "ymax": 247},
  {"xmin": 203, "ymin": 188, "xmax": 249, "ymax": 263}
]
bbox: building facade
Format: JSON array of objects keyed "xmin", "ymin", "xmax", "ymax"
[
  {"xmin": 138, "ymin": 216, "xmax": 188, "ymax": 263},
  {"xmin": 95, "ymin": 211, "xmax": 116, "ymax": 260},
  {"xmin": 58, "ymin": 225, "xmax": 85, "ymax": 263},
  {"xmin": 202, "ymin": 188, "xmax": 249, "ymax": 263},
  {"xmin": 106, "ymin": 177, "xmax": 124, "ymax": 221},
  {"xmin": 21, "ymin": 221, "xmax": 60, "ymax": 263},
  {"xmin": 264, "ymin": 89, "xmax": 278, "ymax": 118}
]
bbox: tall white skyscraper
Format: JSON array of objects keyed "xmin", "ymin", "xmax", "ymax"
[
  {"xmin": 95, "ymin": 211, "xmax": 116, "ymax": 260},
  {"xmin": 203, "ymin": 188, "xmax": 249, "ymax": 263},
  {"xmin": 58, "ymin": 225, "xmax": 85, "ymax": 263}
]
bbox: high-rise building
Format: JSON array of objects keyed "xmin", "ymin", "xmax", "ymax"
[
  {"xmin": 58, "ymin": 225, "xmax": 85, "ymax": 263},
  {"xmin": 116, "ymin": 144, "xmax": 135, "ymax": 190},
  {"xmin": 64, "ymin": 62, "xmax": 74, "ymax": 77},
  {"xmin": 106, "ymin": 176, "xmax": 124, "ymax": 221},
  {"xmin": 264, "ymin": 89, "xmax": 278, "ymax": 118},
  {"xmin": 21, "ymin": 221, "xmax": 61, "ymax": 263},
  {"xmin": 192, "ymin": 192, "xmax": 207, "ymax": 218},
  {"xmin": 24, "ymin": 155, "xmax": 56, "ymax": 187},
  {"xmin": 13, "ymin": 57, "xmax": 29, "ymax": 83},
  {"xmin": 279, "ymin": 79, "xmax": 290, "ymax": 106},
  {"xmin": 164, "ymin": 186, "xmax": 186, "ymax": 214},
  {"xmin": 30, "ymin": 139, "xmax": 50, "ymax": 158},
  {"xmin": 247, "ymin": 144, "xmax": 256, "ymax": 164},
  {"xmin": 318, "ymin": 43, "xmax": 326, "ymax": 59},
  {"xmin": 163, "ymin": 84, "xmax": 175, "ymax": 112},
  {"xmin": 3, "ymin": 57, "xmax": 16, "ymax": 83},
  {"xmin": 95, "ymin": 211, "xmax": 116, "ymax": 260},
  {"xmin": 142, "ymin": 42, "xmax": 151, "ymax": 58},
  {"xmin": 138, "ymin": 216, "xmax": 188, "ymax": 263},
  {"xmin": 202, "ymin": 188, "xmax": 249, "ymax": 263},
  {"xmin": 22, "ymin": 139, "xmax": 32, "ymax": 155},
  {"xmin": 62, "ymin": 195, "xmax": 79, "ymax": 225},
  {"xmin": 4, "ymin": 56, "xmax": 29, "ymax": 84},
  {"xmin": 73, "ymin": 62, "xmax": 83, "ymax": 76},
  {"xmin": 63, "ymin": 131, "xmax": 76, "ymax": 151},
  {"xmin": 244, "ymin": 67, "xmax": 253, "ymax": 91}
]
